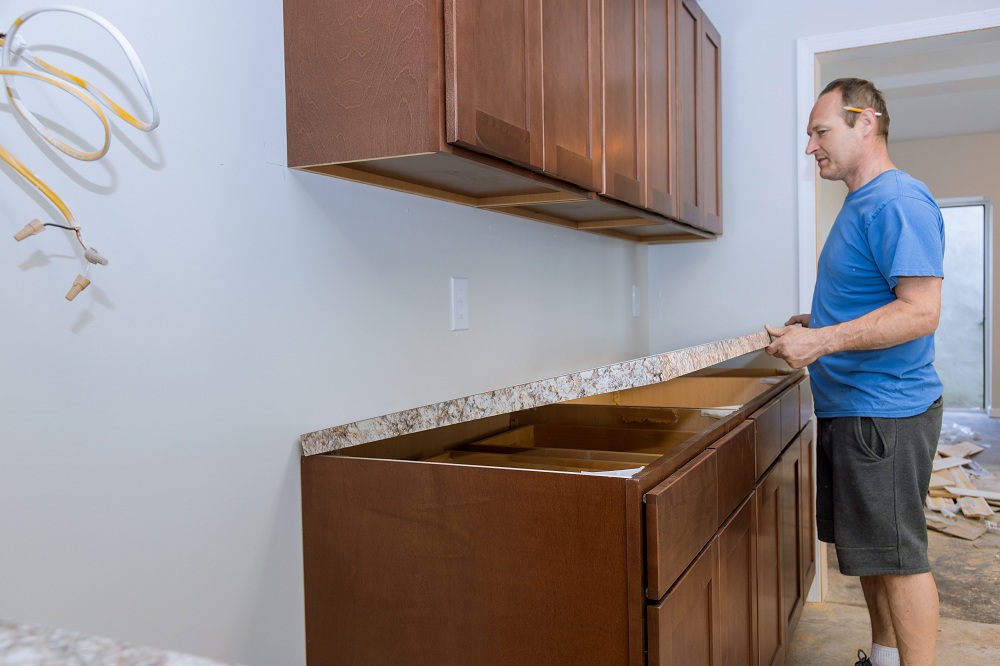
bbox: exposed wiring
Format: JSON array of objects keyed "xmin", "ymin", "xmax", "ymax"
[{"xmin": 2, "ymin": 5, "xmax": 159, "ymax": 300}]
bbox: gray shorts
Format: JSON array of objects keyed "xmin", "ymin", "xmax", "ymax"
[{"xmin": 816, "ymin": 397, "xmax": 943, "ymax": 576}]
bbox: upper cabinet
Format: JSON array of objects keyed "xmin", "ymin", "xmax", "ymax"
[{"xmin": 284, "ymin": 0, "xmax": 722, "ymax": 242}]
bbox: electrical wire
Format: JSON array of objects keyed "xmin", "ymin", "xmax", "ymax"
[
  {"xmin": 2, "ymin": 6, "xmax": 159, "ymax": 157},
  {"xmin": 0, "ymin": 66, "xmax": 109, "ymax": 251},
  {"xmin": 1, "ymin": 5, "xmax": 160, "ymax": 299}
]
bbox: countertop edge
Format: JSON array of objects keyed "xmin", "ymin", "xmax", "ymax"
[{"xmin": 300, "ymin": 331, "xmax": 772, "ymax": 456}]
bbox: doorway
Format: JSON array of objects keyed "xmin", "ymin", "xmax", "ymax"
[{"xmin": 938, "ymin": 199, "xmax": 993, "ymax": 411}]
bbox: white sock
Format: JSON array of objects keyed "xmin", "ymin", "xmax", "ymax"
[{"xmin": 870, "ymin": 643, "xmax": 900, "ymax": 666}]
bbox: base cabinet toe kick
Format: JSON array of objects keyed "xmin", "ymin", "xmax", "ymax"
[{"xmin": 301, "ymin": 367, "xmax": 815, "ymax": 665}]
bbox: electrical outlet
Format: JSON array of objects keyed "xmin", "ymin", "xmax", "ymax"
[
  {"xmin": 632, "ymin": 285, "xmax": 641, "ymax": 318},
  {"xmin": 451, "ymin": 277, "xmax": 470, "ymax": 330}
]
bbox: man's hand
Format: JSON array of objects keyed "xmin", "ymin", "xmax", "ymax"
[
  {"xmin": 764, "ymin": 277, "xmax": 941, "ymax": 369},
  {"xmin": 765, "ymin": 320, "xmax": 826, "ymax": 369}
]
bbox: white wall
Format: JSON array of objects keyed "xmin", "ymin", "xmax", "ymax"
[
  {"xmin": 6, "ymin": 1, "xmax": 998, "ymax": 664},
  {"xmin": 649, "ymin": 0, "xmax": 1000, "ymax": 351},
  {"xmin": 0, "ymin": 2, "xmax": 647, "ymax": 664}
]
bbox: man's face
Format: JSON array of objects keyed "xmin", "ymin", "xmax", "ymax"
[{"xmin": 805, "ymin": 91, "xmax": 861, "ymax": 183}]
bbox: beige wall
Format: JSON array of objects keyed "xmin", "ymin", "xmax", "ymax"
[
  {"xmin": 818, "ymin": 132, "xmax": 999, "ymax": 415},
  {"xmin": 892, "ymin": 132, "xmax": 999, "ymax": 415}
]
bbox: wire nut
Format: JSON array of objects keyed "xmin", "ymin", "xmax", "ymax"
[{"xmin": 84, "ymin": 247, "xmax": 109, "ymax": 265}]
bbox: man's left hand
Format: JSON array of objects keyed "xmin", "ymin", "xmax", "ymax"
[{"xmin": 764, "ymin": 323, "xmax": 826, "ymax": 369}]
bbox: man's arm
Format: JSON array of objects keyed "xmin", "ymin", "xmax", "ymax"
[{"xmin": 765, "ymin": 276, "xmax": 942, "ymax": 369}]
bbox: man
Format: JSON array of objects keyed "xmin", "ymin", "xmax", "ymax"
[{"xmin": 765, "ymin": 78, "xmax": 945, "ymax": 666}]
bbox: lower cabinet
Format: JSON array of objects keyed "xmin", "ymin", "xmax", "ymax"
[{"xmin": 301, "ymin": 368, "xmax": 815, "ymax": 664}]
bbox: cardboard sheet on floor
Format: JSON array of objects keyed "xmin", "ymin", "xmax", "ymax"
[
  {"xmin": 925, "ymin": 511, "xmax": 987, "ymax": 541},
  {"xmin": 937, "ymin": 441, "xmax": 986, "ymax": 458}
]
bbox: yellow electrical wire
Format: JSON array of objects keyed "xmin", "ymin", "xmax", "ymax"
[
  {"xmin": 1, "ymin": 67, "xmax": 111, "ymax": 161},
  {"xmin": 0, "ymin": 143, "xmax": 77, "ymax": 230},
  {"xmin": 0, "ymin": 67, "xmax": 111, "ymax": 250}
]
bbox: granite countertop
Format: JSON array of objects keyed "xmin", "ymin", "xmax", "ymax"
[
  {"xmin": 0, "ymin": 618, "xmax": 236, "ymax": 666},
  {"xmin": 301, "ymin": 331, "xmax": 772, "ymax": 456}
]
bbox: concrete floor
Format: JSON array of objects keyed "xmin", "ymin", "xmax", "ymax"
[{"xmin": 786, "ymin": 411, "xmax": 1000, "ymax": 665}]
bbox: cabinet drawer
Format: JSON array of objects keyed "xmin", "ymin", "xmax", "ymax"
[
  {"xmin": 645, "ymin": 448, "xmax": 718, "ymax": 600},
  {"xmin": 751, "ymin": 397, "xmax": 781, "ymax": 478},
  {"xmin": 799, "ymin": 376, "xmax": 814, "ymax": 426},
  {"xmin": 780, "ymin": 383, "xmax": 800, "ymax": 448},
  {"xmin": 708, "ymin": 420, "xmax": 755, "ymax": 523}
]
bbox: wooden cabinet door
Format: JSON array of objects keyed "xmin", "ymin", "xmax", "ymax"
[
  {"xmin": 781, "ymin": 437, "xmax": 805, "ymax": 638},
  {"xmin": 756, "ymin": 461, "xmax": 785, "ymax": 666},
  {"xmin": 302, "ymin": 455, "xmax": 634, "ymax": 665},
  {"xmin": 445, "ymin": 0, "xmax": 602, "ymax": 191},
  {"xmin": 647, "ymin": 539, "xmax": 722, "ymax": 666},
  {"xmin": 603, "ymin": 0, "xmax": 645, "ymax": 208},
  {"xmin": 445, "ymin": 0, "xmax": 543, "ymax": 170},
  {"xmin": 539, "ymin": 0, "xmax": 603, "ymax": 190},
  {"xmin": 674, "ymin": 0, "xmax": 722, "ymax": 234},
  {"xmin": 719, "ymin": 492, "xmax": 758, "ymax": 666},
  {"xmin": 644, "ymin": 0, "xmax": 677, "ymax": 216},
  {"xmin": 699, "ymin": 9, "xmax": 722, "ymax": 234}
]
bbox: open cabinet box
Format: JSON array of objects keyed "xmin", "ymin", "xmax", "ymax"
[{"xmin": 301, "ymin": 356, "xmax": 815, "ymax": 665}]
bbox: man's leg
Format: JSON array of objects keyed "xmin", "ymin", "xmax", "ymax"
[
  {"xmin": 883, "ymin": 571, "xmax": 939, "ymax": 665},
  {"xmin": 860, "ymin": 575, "xmax": 896, "ymax": 647}
]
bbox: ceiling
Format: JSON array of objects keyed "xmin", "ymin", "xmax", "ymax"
[{"xmin": 819, "ymin": 27, "xmax": 1000, "ymax": 142}]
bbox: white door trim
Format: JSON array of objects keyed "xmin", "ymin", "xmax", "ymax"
[{"xmin": 795, "ymin": 9, "xmax": 1000, "ymax": 314}]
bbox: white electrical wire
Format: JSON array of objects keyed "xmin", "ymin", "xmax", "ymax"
[
  {"xmin": 2, "ymin": 5, "xmax": 160, "ymax": 158},
  {"xmin": 1, "ymin": 5, "xmax": 160, "ymax": 299}
]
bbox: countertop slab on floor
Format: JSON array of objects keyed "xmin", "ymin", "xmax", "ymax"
[{"xmin": 0, "ymin": 618, "xmax": 236, "ymax": 666}]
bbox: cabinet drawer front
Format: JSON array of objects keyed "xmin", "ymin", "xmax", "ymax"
[
  {"xmin": 751, "ymin": 397, "xmax": 781, "ymax": 478},
  {"xmin": 709, "ymin": 420, "xmax": 755, "ymax": 523},
  {"xmin": 799, "ymin": 376, "xmax": 814, "ymax": 427},
  {"xmin": 645, "ymin": 449, "xmax": 718, "ymax": 600},
  {"xmin": 647, "ymin": 539, "xmax": 721, "ymax": 665},
  {"xmin": 780, "ymin": 384, "xmax": 800, "ymax": 447}
]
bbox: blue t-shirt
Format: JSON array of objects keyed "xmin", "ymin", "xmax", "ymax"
[{"xmin": 810, "ymin": 170, "xmax": 945, "ymax": 418}]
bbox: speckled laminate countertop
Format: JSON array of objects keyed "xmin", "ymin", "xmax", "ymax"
[{"xmin": 301, "ymin": 331, "xmax": 772, "ymax": 456}]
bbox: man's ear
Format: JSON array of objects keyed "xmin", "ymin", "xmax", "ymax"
[{"xmin": 859, "ymin": 108, "xmax": 878, "ymax": 135}]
